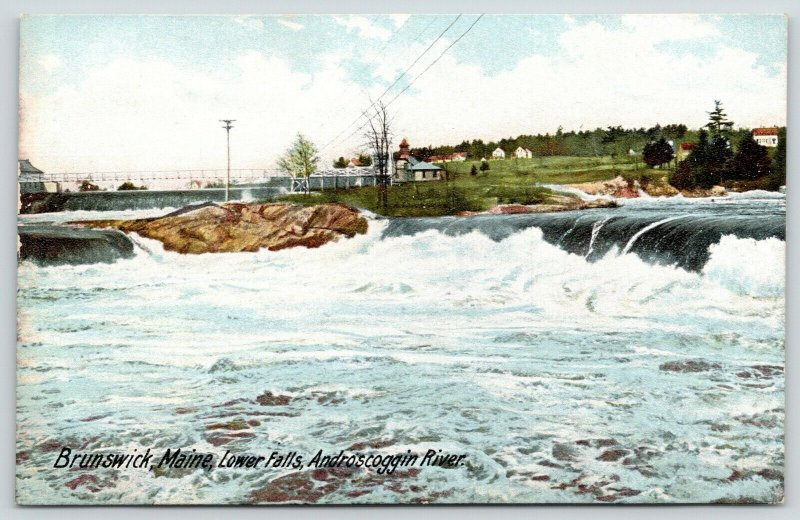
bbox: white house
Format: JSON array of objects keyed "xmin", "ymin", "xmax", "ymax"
[
  {"xmin": 514, "ymin": 146, "xmax": 532, "ymax": 159},
  {"xmin": 753, "ymin": 127, "xmax": 779, "ymax": 147},
  {"xmin": 492, "ymin": 147, "xmax": 506, "ymax": 160}
]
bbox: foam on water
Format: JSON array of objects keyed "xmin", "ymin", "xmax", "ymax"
[{"xmin": 16, "ymin": 200, "xmax": 785, "ymax": 504}]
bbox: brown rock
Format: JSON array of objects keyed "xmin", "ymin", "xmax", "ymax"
[
  {"xmin": 597, "ymin": 449, "xmax": 629, "ymax": 462},
  {"xmin": 614, "ymin": 186, "xmax": 640, "ymax": 198},
  {"xmin": 659, "ymin": 360, "xmax": 721, "ymax": 373},
  {"xmin": 256, "ymin": 391, "xmax": 292, "ymax": 406},
  {"xmin": 65, "ymin": 474, "xmax": 99, "ymax": 490},
  {"xmin": 206, "ymin": 418, "xmax": 250, "ymax": 431},
  {"xmin": 77, "ymin": 202, "xmax": 368, "ymax": 254}
]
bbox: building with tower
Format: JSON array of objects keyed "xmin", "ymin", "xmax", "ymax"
[{"xmin": 392, "ymin": 138, "xmax": 444, "ymax": 183}]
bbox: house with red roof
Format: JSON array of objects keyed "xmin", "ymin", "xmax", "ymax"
[{"xmin": 753, "ymin": 127, "xmax": 779, "ymax": 147}]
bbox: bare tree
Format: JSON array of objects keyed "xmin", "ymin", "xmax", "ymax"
[{"xmin": 363, "ymin": 100, "xmax": 393, "ymax": 211}]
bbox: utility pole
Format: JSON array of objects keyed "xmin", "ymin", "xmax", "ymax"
[{"xmin": 220, "ymin": 119, "xmax": 235, "ymax": 201}]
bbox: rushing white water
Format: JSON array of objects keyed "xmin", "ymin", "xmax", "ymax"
[{"xmin": 16, "ymin": 199, "xmax": 785, "ymax": 504}]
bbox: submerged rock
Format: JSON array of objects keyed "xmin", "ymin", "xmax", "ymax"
[
  {"xmin": 18, "ymin": 224, "xmax": 135, "ymax": 266},
  {"xmin": 659, "ymin": 360, "xmax": 721, "ymax": 373},
  {"xmin": 79, "ymin": 202, "xmax": 368, "ymax": 254}
]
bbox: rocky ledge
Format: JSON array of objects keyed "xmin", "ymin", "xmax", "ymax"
[
  {"xmin": 78, "ymin": 202, "xmax": 369, "ymax": 254},
  {"xmin": 568, "ymin": 175, "xmax": 729, "ymax": 199},
  {"xmin": 458, "ymin": 197, "xmax": 617, "ymax": 217}
]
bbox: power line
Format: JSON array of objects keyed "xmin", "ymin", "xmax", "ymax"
[
  {"xmin": 326, "ymin": 14, "xmax": 485, "ymax": 153},
  {"xmin": 320, "ymin": 15, "xmax": 463, "ymax": 153},
  {"xmin": 317, "ymin": 15, "xmax": 417, "ymax": 149},
  {"xmin": 386, "ymin": 14, "xmax": 484, "ymax": 106}
]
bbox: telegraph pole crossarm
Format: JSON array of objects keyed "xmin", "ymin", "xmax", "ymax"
[{"xmin": 219, "ymin": 119, "xmax": 235, "ymax": 201}]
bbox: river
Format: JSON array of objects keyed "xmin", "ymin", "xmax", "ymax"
[{"xmin": 16, "ymin": 192, "xmax": 785, "ymax": 504}]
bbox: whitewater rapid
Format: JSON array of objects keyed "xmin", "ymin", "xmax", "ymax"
[{"xmin": 16, "ymin": 197, "xmax": 785, "ymax": 504}]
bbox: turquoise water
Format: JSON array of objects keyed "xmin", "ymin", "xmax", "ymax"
[{"xmin": 16, "ymin": 195, "xmax": 785, "ymax": 504}]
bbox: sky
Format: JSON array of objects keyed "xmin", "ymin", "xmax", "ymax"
[{"xmin": 18, "ymin": 14, "xmax": 787, "ymax": 172}]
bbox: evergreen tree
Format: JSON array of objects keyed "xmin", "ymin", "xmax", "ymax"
[
  {"xmin": 479, "ymin": 161, "xmax": 490, "ymax": 173},
  {"xmin": 470, "ymin": 164, "xmax": 478, "ymax": 176},
  {"xmin": 726, "ymin": 132, "xmax": 772, "ymax": 181},
  {"xmin": 771, "ymin": 127, "xmax": 786, "ymax": 188},
  {"xmin": 705, "ymin": 100, "xmax": 734, "ymax": 139},
  {"xmin": 688, "ymin": 130, "xmax": 709, "ymax": 169},
  {"xmin": 670, "ymin": 160, "xmax": 697, "ymax": 190}
]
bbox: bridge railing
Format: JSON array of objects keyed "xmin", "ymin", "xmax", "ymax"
[{"xmin": 35, "ymin": 167, "xmax": 377, "ymax": 183}]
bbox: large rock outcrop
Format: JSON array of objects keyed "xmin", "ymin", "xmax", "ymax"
[{"xmin": 78, "ymin": 202, "xmax": 369, "ymax": 254}]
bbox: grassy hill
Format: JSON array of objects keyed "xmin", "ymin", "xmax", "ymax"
[{"xmin": 278, "ymin": 155, "xmax": 663, "ymax": 217}]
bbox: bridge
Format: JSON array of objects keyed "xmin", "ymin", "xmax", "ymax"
[{"xmin": 25, "ymin": 166, "xmax": 383, "ymax": 193}]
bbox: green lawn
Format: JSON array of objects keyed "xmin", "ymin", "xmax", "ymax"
[{"xmin": 276, "ymin": 155, "xmax": 661, "ymax": 217}]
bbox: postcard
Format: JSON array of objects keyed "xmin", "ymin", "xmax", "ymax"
[{"xmin": 16, "ymin": 14, "xmax": 786, "ymax": 505}]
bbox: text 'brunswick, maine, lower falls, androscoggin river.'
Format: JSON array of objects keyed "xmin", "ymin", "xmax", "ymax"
[{"xmin": 16, "ymin": 191, "xmax": 785, "ymax": 504}]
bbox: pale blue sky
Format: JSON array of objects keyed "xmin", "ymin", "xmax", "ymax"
[{"xmin": 20, "ymin": 14, "xmax": 786, "ymax": 95}]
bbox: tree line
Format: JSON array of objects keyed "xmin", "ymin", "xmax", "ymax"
[
  {"xmin": 399, "ymin": 123, "xmax": 692, "ymax": 161},
  {"xmin": 669, "ymin": 101, "xmax": 785, "ymax": 190}
]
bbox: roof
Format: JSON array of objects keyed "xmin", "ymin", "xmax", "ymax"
[
  {"xmin": 19, "ymin": 159, "xmax": 43, "ymax": 174},
  {"xmin": 399, "ymin": 138, "xmax": 410, "ymax": 147},
  {"xmin": 407, "ymin": 156, "xmax": 442, "ymax": 171},
  {"xmin": 753, "ymin": 127, "xmax": 778, "ymax": 136},
  {"xmin": 428, "ymin": 152, "xmax": 467, "ymax": 162},
  {"xmin": 680, "ymin": 143, "xmax": 695, "ymax": 150}
]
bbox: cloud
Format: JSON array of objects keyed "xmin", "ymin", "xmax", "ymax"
[
  {"xmin": 37, "ymin": 54, "xmax": 61, "ymax": 71},
  {"xmin": 278, "ymin": 18, "xmax": 304, "ymax": 31},
  {"xmin": 19, "ymin": 51, "xmax": 364, "ymax": 172},
  {"xmin": 233, "ymin": 16, "xmax": 264, "ymax": 31},
  {"xmin": 333, "ymin": 15, "xmax": 390, "ymax": 41},
  {"xmin": 389, "ymin": 14, "xmax": 410, "ymax": 29}
]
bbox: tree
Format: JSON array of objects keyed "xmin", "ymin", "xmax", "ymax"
[
  {"xmin": 479, "ymin": 160, "xmax": 490, "ymax": 173},
  {"xmin": 470, "ymin": 164, "xmax": 478, "ymax": 176},
  {"xmin": 670, "ymin": 160, "xmax": 697, "ymax": 190},
  {"xmin": 357, "ymin": 153, "xmax": 373, "ymax": 167},
  {"xmin": 642, "ymin": 138, "xmax": 674, "ymax": 168},
  {"xmin": 79, "ymin": 180, "xmax": 100, "ymax": 192},
  {"xmin": 688, "ymin": 129, "xmax": 709, "ymax": 169},
  {"xmin": 705, "ymin": 100, "xmax": 734, "ymax": 139},
  {"xmin": 697, "ymin": 136, "xmax": 733, "ymax": 188},
  {"xmin": 363, "ymin": 100, "xmax": 393, "ymax": 211},
  {"xmin": 333, "ymin": 156, "xmax": 347, "ymax": 168},
  {"xmin": 771, "ymin": 127, "xmax": 786, "ymax": 189},
  {"xmin": 726, "ymin": 132, "xmax": 772, "ymax": 181},
  {"xmin": 278, "ymin": 133, "xmax": 319, "ymax": 194},
  {"xmin": 662, "ymin": 123, "xmax": 688, "ymax": 140},
  {"xmin": 117, "ymin": 181, "xmax": 146, "ymax": 190}
]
